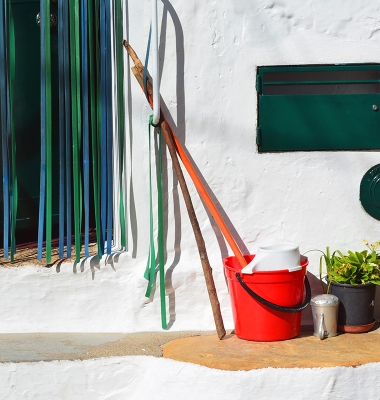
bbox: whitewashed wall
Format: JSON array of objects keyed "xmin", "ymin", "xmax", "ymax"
[
  {"xmin": 1, "ymin": 0, "xmax": 380, "ymax": 333},
  {"xmin": 124, "ymin": 0, "xmax": 380, "ymax": 269},
  {"xmin": 120, "ymin": 0, "xmax": 380, "ymax": 329}
]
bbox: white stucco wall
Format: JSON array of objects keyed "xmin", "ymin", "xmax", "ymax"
[
  {"xmin": 2, "ymin": 0, "xmax": 380, "ymax": 333},
  {"xmin": 120, "ymin": 0, "xmax": 380, "ymax": 331},
  {"xmin": 0, "ymin": 252, "xmax": 234, "ymax": 333},
  {"xmin": 124, "ymin": 0, "xmax": 380, "ymax": 267}
]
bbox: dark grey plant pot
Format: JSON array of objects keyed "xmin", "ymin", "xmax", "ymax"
[{"xmin": 327, "ymin": 279, "xmax": 376, "ymax": 326}]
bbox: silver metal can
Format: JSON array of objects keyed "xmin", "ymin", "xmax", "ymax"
[{"xmin": 310, "ymin": 294, "xmax": 339, "ymax": 340}]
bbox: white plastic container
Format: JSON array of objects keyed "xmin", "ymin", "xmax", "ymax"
[{"xmin": 241, "ymin": 243, "xmax": 306, "ymax": 274}]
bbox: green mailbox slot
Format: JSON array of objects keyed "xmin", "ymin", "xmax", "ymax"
[{"xmin": 257, "ymin": 65, "xmax": 380, "ymax": 152}]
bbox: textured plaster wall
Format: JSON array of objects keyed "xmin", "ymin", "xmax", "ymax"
[
  {"xmin": 1, "ymin": 356, "xmax": 380, "ymax": 399},
  {"xmin": 2, "ymin": 0, "xmax": 380, "ymax": 333},
  {"xmin": 121, "ymin": 0, "xmax": 380, "ymax": 328},
  {"xmin": 124, "ymin": 0, "xmax": 380, "ymax": 270}
]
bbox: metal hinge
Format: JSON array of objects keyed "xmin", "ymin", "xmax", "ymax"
[
  {"xmin": 256, "ymin": 127, "xmax": 262, "ymax": 146},
  {"xmin": 256, "ymin": 75, "xmax": 262, "ymax": 94}
]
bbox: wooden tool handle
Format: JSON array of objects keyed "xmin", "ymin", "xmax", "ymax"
[{"xmin": 161, "ymin": 121, "xmax": 226, "ymax": 339}]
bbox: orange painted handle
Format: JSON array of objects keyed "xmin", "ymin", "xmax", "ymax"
[{"xmin": 143, "ymin": 87, "xmax": 248, "ymax": 268}]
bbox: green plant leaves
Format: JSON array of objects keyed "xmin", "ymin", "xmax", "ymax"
[{"xmin": 317, "ymin": 245, "xmax": 380, "ymax": 286}]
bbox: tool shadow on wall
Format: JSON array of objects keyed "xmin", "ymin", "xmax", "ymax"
[{"xmin": 142, "ymin": 0, "xmax": 248, "ymax": 329}]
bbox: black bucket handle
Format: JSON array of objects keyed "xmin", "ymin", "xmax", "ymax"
[{"xmin": 235, "ymin": 272, "xmax": 311, "ymax": 314}]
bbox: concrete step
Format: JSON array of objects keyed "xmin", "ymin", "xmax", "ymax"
[{"xmin": 0, "ymin": 331, "xmax": 216, "ymax": 363}]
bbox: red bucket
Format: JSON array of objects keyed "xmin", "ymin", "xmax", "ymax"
[{"xmin": 224, "ymin": 254, "xmax": 310, "ymax": 341}]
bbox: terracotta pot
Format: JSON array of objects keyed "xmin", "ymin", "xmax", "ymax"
[{"xmin": 337, "ymin": 321, "xmax": 376, "ymax": 333}]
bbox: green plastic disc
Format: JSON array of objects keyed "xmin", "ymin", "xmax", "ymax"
[{"xmin": 360, "ymin": 164, "xmax": 380, "ymax": 221}]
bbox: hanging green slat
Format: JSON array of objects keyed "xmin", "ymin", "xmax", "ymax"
[
  {"xmin": 63, "ymin": 0, "xmax": 72, "ymax": 258},
  {"xmin": 157, "ymin": 128, "xmax": 167, "ymax": 329},
  {"xmin": 58, "ymin": 0, "xmax": 65, "ymax": 259},
  {"xmin": 69, "ymin": 0, "xmax": 81, "ymax": 263},
  {"xmin": 116, "ymin": 0, "xmax": 126, "ymax": 248},
  {"xmin": 144, "ymin": 117, "xmax": 167, "ymax": 328},
  {"xmin": 75, "ymin": 0, "xmax": 83, "ymax": 262},
  {"xmin": 95, "ymin": 0, "xmax": 103, "ymax": 256},
  {"xmin": 89, "ymin": 0, "xmax": 102, "ymax": 258},
  {"xmin": 100, "ymin": 0, "xmax": 107, "ymax": 254},
  {"xmin": 81, "ymin": 0, "xmax": 90, "ymax": 258},
  {"xmin": 105, "ymin": 0, "xmax": 113, "ymax": 255}
]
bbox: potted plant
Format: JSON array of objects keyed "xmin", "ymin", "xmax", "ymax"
[{"xmin": 313, "ymin": 241, "xmax": 380, "ymax": 333}]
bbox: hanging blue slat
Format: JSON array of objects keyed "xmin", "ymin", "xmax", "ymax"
[
  {"xmin": 58, "ymin": 0, "xmax": 65, "ymax": 259},
  {"xmin": 0, "ymin": 0, "xmax": 10, "ymax": 259},
  {"xmin": 8, "ymin": 0, "xmax": 17, "ymax": 257},
  {"xmin": 63, "ymin": 0, "xmax": 72, "ymax": 258},
  {"xmin": 37, "ymin": 0, "xmax": 47, "ymax": 260},
  {"xmin": 82, "ymin": 0, "xmax": 90, "ymax": 258},
  {"xmin": 105, "ymin": 0, "xmax": 113, "ymax": 255},
  {"xmin": 100, "ymin": 0, "xmax": 107, "ymax": 254}
]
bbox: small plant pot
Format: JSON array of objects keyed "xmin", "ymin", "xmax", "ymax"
[{"xmin": 327, "ymin": 279, "xmax": 376, "ymax": 332}]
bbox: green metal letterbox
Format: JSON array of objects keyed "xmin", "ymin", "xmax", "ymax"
[{"xmin": 257, "ymin": 65, "xmax": 380, "ymax": 152}]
